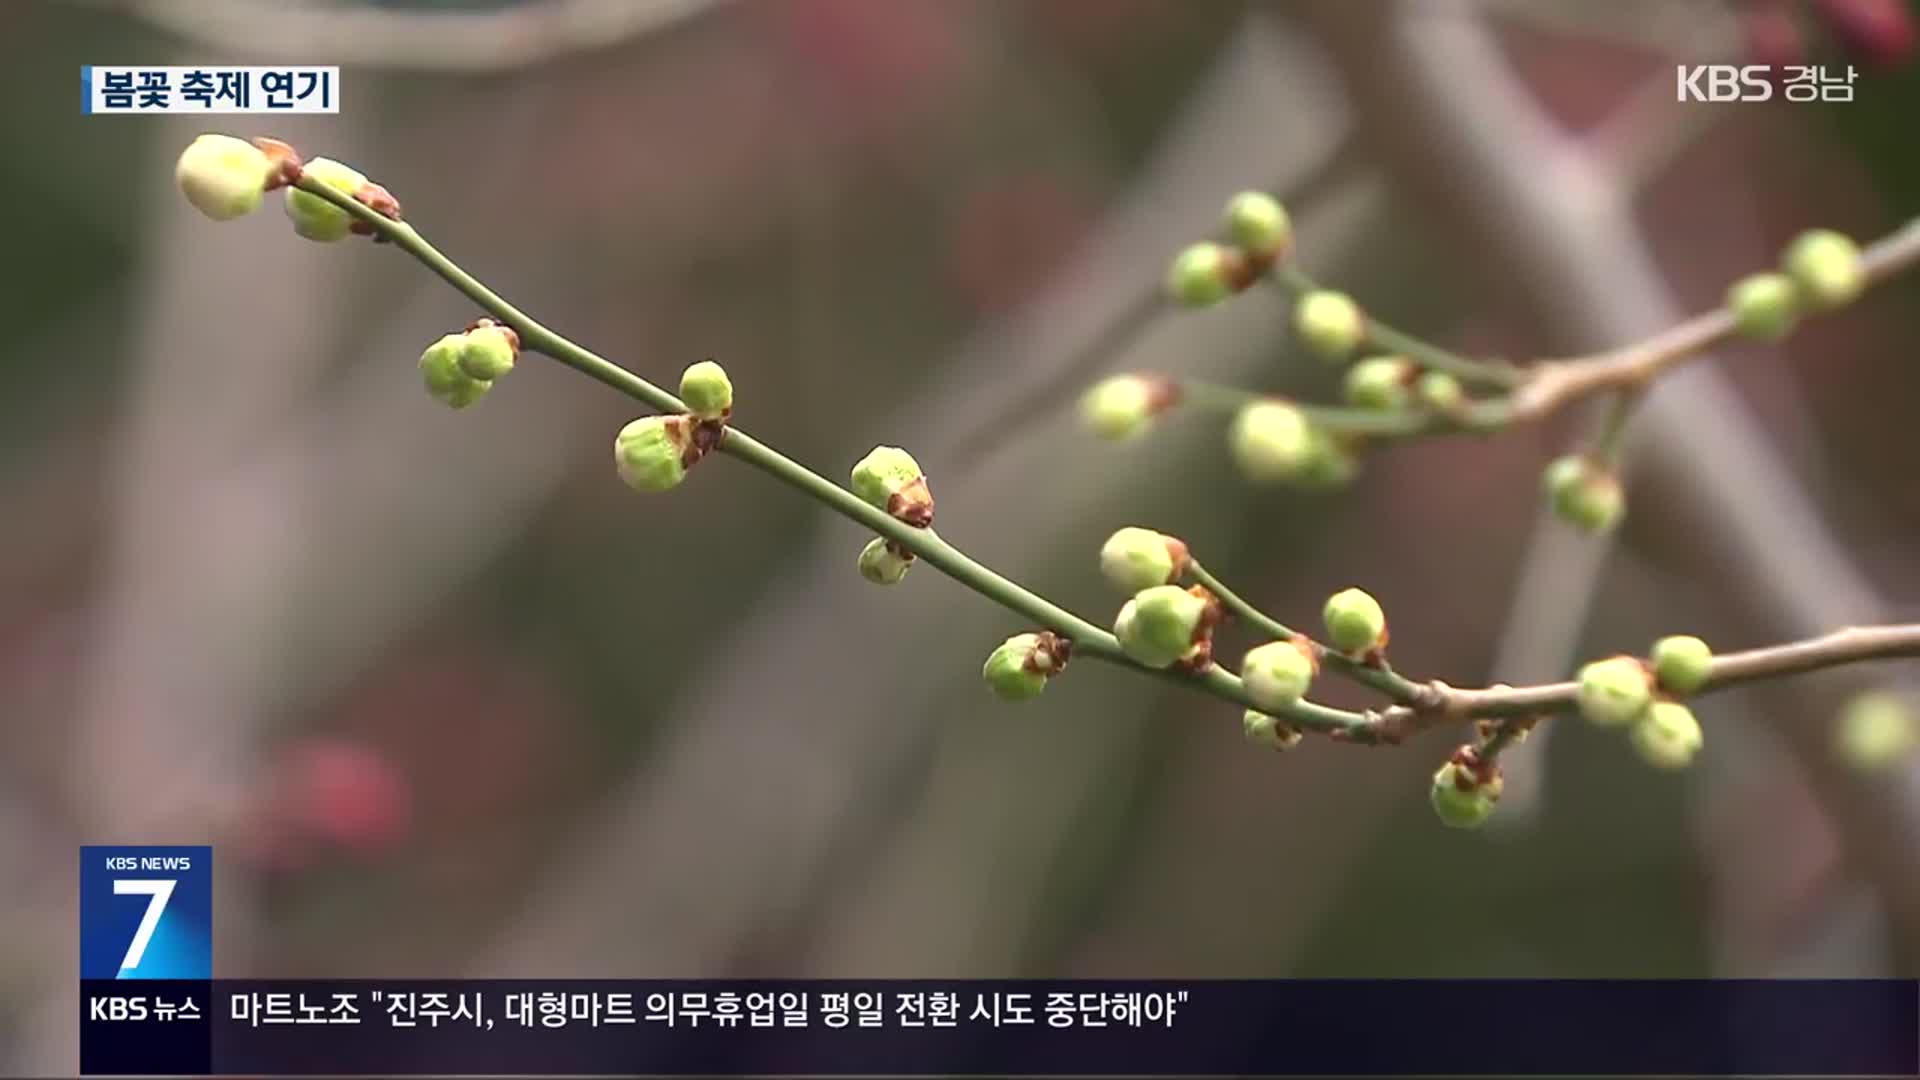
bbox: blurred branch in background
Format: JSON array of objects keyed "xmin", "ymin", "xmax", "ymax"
[
  {"xmin": 93, "ymin": 0, "xmax": 730, "ymax": 72},
  {"xmin": 1296, "ymin": 0, "xmax": 1920, "ymax": 974}
]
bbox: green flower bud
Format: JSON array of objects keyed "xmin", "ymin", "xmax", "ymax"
[
  {"xmin": 284, "ymin": 157, "xmax": 369, "ymax": 242},
  {"xmin": 457, "ymin": 325, "xmax": 517, "ymax": 381},
  {"xmin": 1130, "ymin": 585, "xmax": 1209, "ymax": 661},
  {"xmin": 1114, "ymin": 598, "xmax": 1185, "ymax": 669},
  {"xmin": 418, "ymin": 332, "xmax": 491, "ymax": 409},
  {"xmin": 1229, "ymin": 400, "xmax": 1312, "ymax": 483},
  {"xmin": 1322, "ymin": 587, "xmax": 1387, "ymax": 654},
  {"xmin": 1243, "ymin": 709, "xmax": 1303, "ymax": 751},
  {"xmin": 1344, "ymin": 356, "xmax": 1414, "ymax": 411},
  {"xmin": 1782, "ymin": 228, "xmax": 1865, "ymax": 311},
  {"xmin": 1223, "ymin": 191, "xmax": 1290, "ymax": 258},
  {"xmin": 1576, "ymin": 655, "xmax": 1654, "ymax": 727},
  {"xmin": 1650, "ymin": 634, "xmax": 1713, "ymax": 695},
  {"xmin": 1293, "ymin": 429, "xmax": 1361, "ymax": 491},
  {"xmin": 1080, "ymin": 375, "xmax": 1165, "ymax": 441},
  {"xmin": 850, "ymin": 445, "xmax": 933, "ymax": 526},
  {"xmin": 1416, "ymin": 371, "xmax": 1464, "ymax": 412},
  {"xmin": 1430, "ymin": 759, "xmax": 1502, "ymax": 829},
  {"xmin": 1630, "ymin": 700, "xmax": 1704, "ymax": 770},
  {"xmin": 1835, "ymin": 691, "xmax": 1917, "ymax": 771},
  {"xmin": 1292, "ymin": 290, "xmax": 1365, "ymax": 362},
  {"xmin": 1165, "ymin": 242, "xmax": 1240, "ymax": 308},
  {"xmin": 982, "ymin": 633, "xmax": 1050, "ymax": 702},
  {"xmin": 1242, "ymin": 639, "xmax": 1316, "ymax": 712},
  {"xmin": 175, "ymin": 133, "xmax": 274, "ymax": 221},
  {"xmin": 1542, "ymin": 454, "xmax": 1625, "ymax": 534},
  {"xmin": 679, "ymin": 359, "xmax": 733, "ymax": 421},
  {"xmin": 857, "ymin": 537, "xmax": 913, "ymax": 585},
  {"xmin": 1099, "ymin": 527, "xmax": 1189, "ymax": 593},
  {"xmin": 613, "ymin": 414, "xmax": 691, "ymax": 493},
  {"xmin": 1727, "ymin": 272, "xmax": 1800, "ymax": 341}
]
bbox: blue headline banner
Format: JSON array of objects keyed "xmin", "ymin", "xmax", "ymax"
[{"xmin": 80, "ymin": 978, "xmax": 1918, "ymax": 1076}]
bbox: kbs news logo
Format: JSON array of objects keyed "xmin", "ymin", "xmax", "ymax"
[{"xmin": 1675, "ymin": 64, "xmax": 1857, "ymax": 102}]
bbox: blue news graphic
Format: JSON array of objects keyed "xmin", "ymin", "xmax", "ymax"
[{"xmin": 79, "ymin": 846, "xmax": 212, "ymax": 979}]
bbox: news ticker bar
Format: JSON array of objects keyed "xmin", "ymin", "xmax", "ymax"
[{"xmin": 81, "ymin": 978, "xmax": 1918, "ymax": 1077}]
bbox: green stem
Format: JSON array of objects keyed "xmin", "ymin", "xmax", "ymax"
[
  {"xmin": 1188, "ymin": 560, "xmax": 1424, "ymax": 705},
  {"xmin": 1269, "ymin": 265, "xmax": 1525, "ymax": 389},
  {"xmin": 291, "ymin": 175, "xmax": 1384, "ymax": 729},
  {"xmin": 1173, "ymin": 377, "xmax": 1513, "ymax": 438}
]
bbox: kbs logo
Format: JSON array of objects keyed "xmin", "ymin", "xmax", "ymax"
[
  {"xmin": 1676, "ymin": 65, "xmax": 1774, "ymax": 102},
  {"xmin": 79, "ymin": 846, "xmax": 212, "ymax": 979}
]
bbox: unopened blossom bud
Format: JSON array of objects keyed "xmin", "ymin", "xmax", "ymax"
[
  {"xmin": 1345, "ymin": 356, "xmax": 1414, "ymax": 411},
  {"xmin": 1099, "ymin": 527, "xmax": 1189, "ymax": 593},
  {"xmin": 1223, "ymin": 191, "xmax": 1290, "ymax": 259},
  {"xmin": 1836, "ymin": 690, "xmax": 1917, "ymax": 771},
  {"xmin": 1114, "ymin": 598, "xmax": 1183, "ymax": 669},
  {"xmin": 983, "ymin": 633, "xmax": 1051, "ymax": 702},
  {"xmin": 1542, "ymin": 454, "xmax": 1625, "ymax": 534},
  {"xmin": 1576, "ymin": 655, "xmax": 1654, "ymax": 727},
  {"xmin": 1430, "ymin": 754, "xmax": 1502, "ymax": 829},
  {"xmin": 1630, "ymin": 700, "xmax": 1704, "ymax": 769},
  {"xmin": 418, "ymin": 333, "xmax": 490, "ymax": 409},
  {"xmin": 1782, "ymin": 228, "xmax": 1866, "ymax": 311},
  {"xmin": 1650, "ymin": 634, "xmax": 1714, "ymax": 695},
  {"xmin": 1294, "ymin": 429, "xmax": 1361, "ymax": 491},
  {"xmin": 1228, "ymin": 400, "xmax": 1312, "ymax": 483},
  {"xmin": 457, "ymin": 324, "xmax": 517, "ymax": 381},
  {"xmin": 857, "ymin": 537, "xmax": 913, "ymax": 585},
  {"xmin": 1727, "ymin": 272, "xmax": 1800, "ymax": 341},
  {"xmin": 1322, "ymin": 587, "xmax": 1387, "ymax": 654},
  {"xmin": 850, "ymin": 446, "xmax": 933, "ymax": 526},
  {"xmin": 1416, "ymin": 371, "xmax": 1464, "ymax": 412},
  {"xmin": 613, "ymin": 414, "xmax": 692, "ymax": 493},
  {"xmin": 1130, "ymin": 585, "xmax": 1209, "ymax": 660},
  {"xmin": 175, "ymin": 133, "xmax": 274, "ymax": 221},
  {"xmin": 1293, "ymin": 290, "xmax": 1364, "ymax": 362},
  {"xmin": 679, "ymin": 359, "xmax": 733, "ymax": 421},
  {"xmin": 1243, "ymin": 709, "xmax": 1303, "ymax": 751},
  {"xmin": 284, "ymin": 157, "xmax": 370, "ymax": 242},
  {"xmin": 1242, "ymin": 639, "xmax": 1316, "ymax": 712},
  {"xmin": 1165, "ymin": 242, "xmax": 1242, "ymax": 308},
  {"xmin": 1080, "ymin": 374, "xmax": 1167, "ymax": 441}
]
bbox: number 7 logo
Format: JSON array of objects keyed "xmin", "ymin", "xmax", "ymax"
[{"xmin": 113, "ymin": 879, "xmax": 175, "ymax": 972}]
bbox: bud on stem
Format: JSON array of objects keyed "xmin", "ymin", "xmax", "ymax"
[
  {"xmin": 850, "ymin": 446, "xmax": 934, "ymax": 527},
  {"xmin": 982, "ymin": 631, "xmax": 1072, "ymax": 702}
]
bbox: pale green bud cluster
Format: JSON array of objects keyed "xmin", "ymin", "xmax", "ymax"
[
  {"xmin": 285, "ymin": 157, "xmax": 370, "ymax": 242},
  {"xmin": 1322, "ymin": 587, "xmax": 1387, "ymax": 655},
  {"xmin": 982, "ymin": 632, "xmax": 1068, "ymax": 702},
  {"xmin": 1575, "ymin": 655, "xmax": 1654, "ymax": 727},
  {"xmin": 1835, "ymin": 690, "xmax": 1917, "ymax": 771},
  {"xmin": 1165, "ymin": 242, "xmax": 1239, "ymax": 308},
  {"xmin": 1629, "ymin": 700, "xmax": 1703, "ymax": 769},
  {"xmin": 1727, "ymin": 272, "xmax": 1800, "ymax": 341},
  {"xmin": 1116, "ymin": 585, "xmax": 1209, "ymax": 669},
  {"xmin": 1099, "ymin": 527, "xmax": 1188, "ymax": 593},
  {"xmin": 1292, "ymin": 290, "xmax": 1364, "ymax": 362},
  {"xmin": 1429, "ymin": 753, "xmax": 1502, "ymax": 829},
  {"xmin": 851, "ymin": 445, "xmax": 933, "ymax": 526},
  {"xmin": 1542, "ymin": 454, "xmax": 1625, "ymax": 534},
  {"xmin": 175, "ymin": 133, "xmax": 274, "ymax": 221},
  {"xmin": 1243, "ymin": 709, "xmax": 1303, "ymax": 751},
  {"xmin": 679, "ymin": 360, "xmax": 733, "ymax": 421},
  {"xmin": 1241, "ymin": 639, "xmax": 1316, "ymax": 712},
  {"xmin": 1081, "ymin": 375, "xmax": 1164, "ymax": 441},
  {"xmin": 1228, "ymin": 401, "xmax": 1354, "ymax": 488},
  {"xmin": 1222, "ymin": 191, "xmax": 1290, "ymax": 259},
  {"xmin": 418, "ymin": 323, "xmax": 520, "ymax": 409},
  {"xmin": 1344, "ymin": 357, "xmax": 1414, "ymax": 411},
  {"xmin": 1650, "ymin": 634, "xmax": 1713, "ymax": 695},
  {"xmin": 1781, "ymin": 228, "xmax": 1865, "ymax": 311},
  {"xmin": 613, "ymin": 414, "xmax": 692, "ymax": 493},
  {"xmin": 857, "ymin": 538, "xmax": 914, "ymax": 585}
]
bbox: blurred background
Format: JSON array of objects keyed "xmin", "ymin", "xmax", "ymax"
[{"xmin": 4, "ymin": 0, "xmax": 1920, "ymax": 1071}]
